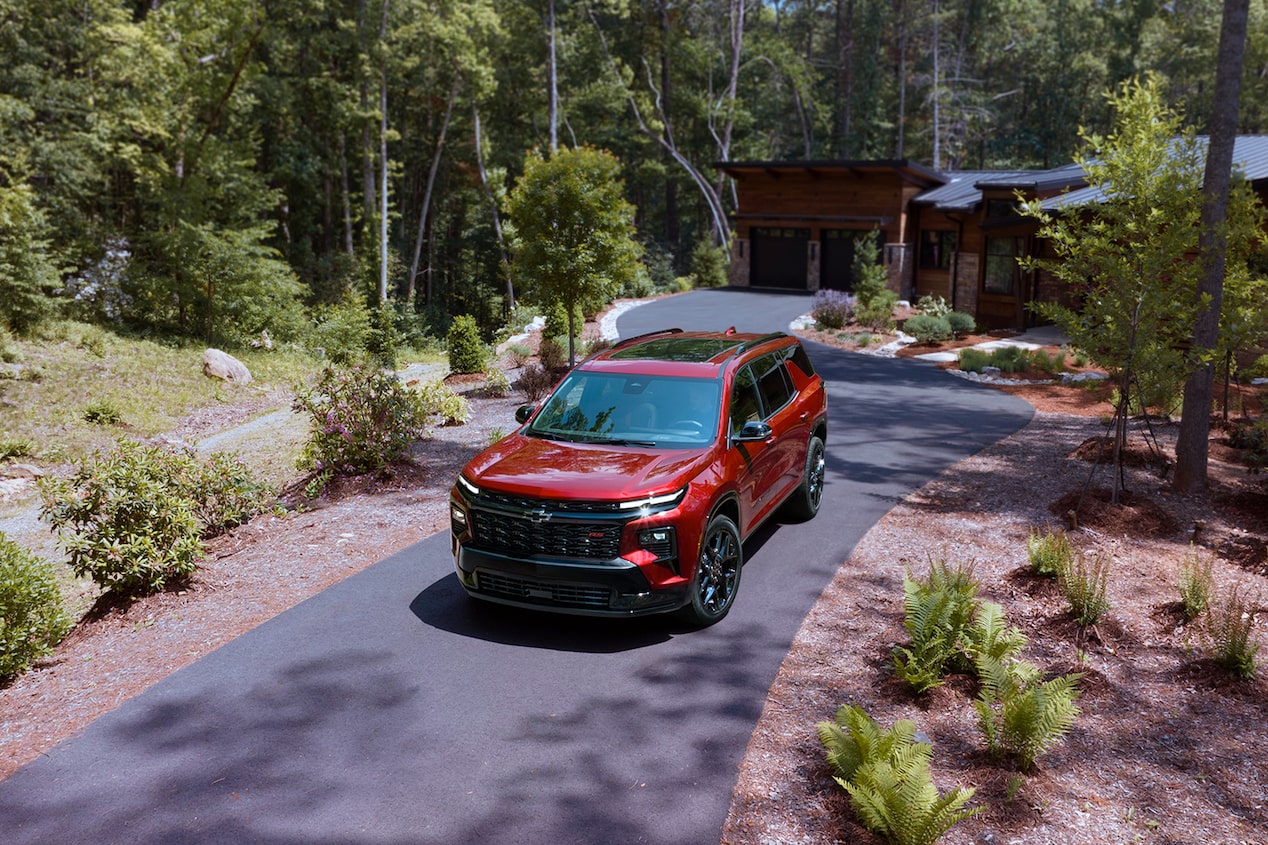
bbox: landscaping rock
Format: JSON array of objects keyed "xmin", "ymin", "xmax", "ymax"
[{"xmin": 202, "ymin": 349, "xmax": 253, "ymax": 384}]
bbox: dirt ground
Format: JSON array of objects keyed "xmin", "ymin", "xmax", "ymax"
[{"xmin": 2, "ymin": 316, "xmax": 1266, "ymax": 845}]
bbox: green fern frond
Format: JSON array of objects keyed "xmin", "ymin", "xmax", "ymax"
[{"xmin": 966, "ymin": 601, "xmax": 1027, "ymax": 663}]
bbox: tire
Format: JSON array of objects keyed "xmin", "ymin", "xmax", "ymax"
[
  {"xmin": 684, "ymin": 514, "xmax": 743, "ymax": 626},
  {"xmin": 786, "ymin": 434, "xmax": 825, "ymax": 521}
]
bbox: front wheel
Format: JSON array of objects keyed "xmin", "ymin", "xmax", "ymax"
[
  {"xmin": 786, "ymin": 435, "xmax": 825, "ymax": 521},
  {"xmin": 684, "ymin": 514, "xmax": 743, "ymax": 626}
]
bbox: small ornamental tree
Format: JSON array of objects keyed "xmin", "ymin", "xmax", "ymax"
[
  {"xmin": 507, "ymin": 146, "xmax": 643, "ymax": 367},
  {"xmin": 1019, "ymin": 77, "xmax": 1258, "ymax": 502}
]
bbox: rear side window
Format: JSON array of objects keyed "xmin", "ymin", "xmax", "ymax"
[
  {"xmin": 787, "ymin": 344, "xmax": 816, "ymax": 378},
  {"xmin": 754, "ymin": 353, "xmax": 792, "ymax": 415}
]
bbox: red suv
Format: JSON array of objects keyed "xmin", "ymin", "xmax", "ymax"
[{"xmin": 449, "ymin": 328, "xmax": 827, "ymax": 625}]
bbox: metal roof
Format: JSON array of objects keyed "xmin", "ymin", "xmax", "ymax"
[
  {"xmin": 1042, "ymin": 135, "xmax": 1268, "ymax": 211},
  {"xmin": 715, "ymin": 159, "xmax": 946, "ymax": 188},
  {"xmin": 910, "ymin": 170, "xmax": 1039, "ymax": 212}
]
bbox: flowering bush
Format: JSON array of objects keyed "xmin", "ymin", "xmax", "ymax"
[
  {"xmin": 811, "ymin": 289, "xmax": 856, "ymax": 330},
  {"xmin": 294, "ymin": 365, "xmax": 430, "ymax": 485},
  {"xmin": 414, "ymin": 379, "xmax": 470, "ymax": 426}
]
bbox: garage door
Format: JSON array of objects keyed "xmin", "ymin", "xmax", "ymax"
[
  {"xmin": 820, "ymin": 229, "xmax": 881, "ymax": 292},
  {"xmin": 750, "ymin": 227, "xmax": 809, "ymax": 289}
]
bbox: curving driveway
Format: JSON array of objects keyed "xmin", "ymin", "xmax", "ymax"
[{"xmin": 0, "ymin": 290, "xmax": 1032, "ymax": 844}]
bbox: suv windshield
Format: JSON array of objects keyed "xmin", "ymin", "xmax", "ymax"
[{"xmin": 527, "ymin": 370, "xmax": 721, "ymax": 447}]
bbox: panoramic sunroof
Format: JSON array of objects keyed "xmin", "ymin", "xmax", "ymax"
[{"xmin": 608, "ymin": 337, "xmax": 743, "ymax": 363}]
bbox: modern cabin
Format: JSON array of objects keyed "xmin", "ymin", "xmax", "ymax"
[{"xmin": 718, "ymin": 138, "xmax": 1268, "ymax": 330}]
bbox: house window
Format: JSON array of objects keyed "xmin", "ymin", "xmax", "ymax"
[
  {"xmin": 983, "ymin": 237, "xmax": 1027, "ymax": 295},
  {"xmin": 985, "ymin": 199, "xmax": 1019, "ymax": 220},
  {"xmin": 919, "ymin": 230, "xmax": 957, "ymax": 269}
]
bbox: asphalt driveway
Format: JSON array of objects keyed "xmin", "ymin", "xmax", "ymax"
[{"xmin": 0, "ymin": 289, "xmax": 1033, "ymax": 843}]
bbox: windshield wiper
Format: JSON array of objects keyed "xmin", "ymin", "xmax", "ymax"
[{"xmin": 597, "ymin": 437, "xmax": 658, "ymax": 447}]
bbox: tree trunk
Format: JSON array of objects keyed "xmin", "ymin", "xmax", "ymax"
[
  {"xmin": 473, "ymin": 103, "xmax": 514, "ymax": 311},
  {"xmin": 377, "ymin": 0, "xmax": 390, "ymax": 304},
  {"xmin": 408, "ymin": 76, "xmax": 460, "ymax": 306},
  {"xmin": 1174, "ymin": 0, "xmax": 1250, "ymax": 493},
  {"xmin": 659, "ymin": 1, "xmax": 679, "ymax": 247},
  {"xmin": 548, "ymin": 0, "xmax": 558, "ymax": 154}
]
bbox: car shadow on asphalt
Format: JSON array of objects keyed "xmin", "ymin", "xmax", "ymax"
[{"xmin": 408, "ymin": 520, "xmax": 781, "ymax": 653}]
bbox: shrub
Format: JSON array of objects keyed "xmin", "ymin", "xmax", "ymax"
[
  {"xmin": 945, "ymin": 311, "xmax": 975, "ymax": 337},
  {"xmin": 891, "ymin": 558, "xmax": 980, "ymax": 693},
  {"xmin": 517, "ymin": 363, "xmax": 556, "ymax": 401},
  {"xmin": 990, "ymin": 345, "xmax": 1032, "ymax": 374},
  {"xmin": 1177, "ymin": 547, "xmax": 1215, "ymax": 620},
  {"xmin": 1027, "ymin": 527, "xmax": 1073, "ymax": 577},
  {"xmin": 537, "ymin": 336, "xmax": 566, "ymax": 371},
  {"xmin": 688, "ymin": 240, "xmax": 729, "ymax": 288},
  {"xmin": 973, "ymin": 654, "xmax": 1082, "ymax": 771},
  {"xmin": 904, "ymin": 314, "xmax": 953, "ymax": 343},
  {"xmin": 957, "ymin": 347, "xmax": 991, "ymax": 373},
  {"xmin": 1228, "ymin": 419, "xmax": 1268, "ymax": 473},
  {"xmin": 0, "ymin": 531, "xmax": 72, "ymax": 679},
  {"xmin": 811, "ymin": 289, "xmax": 856, "ymax": 330},
  {"xmin": 818, "ymin": 705, "xmax": 983, "ymax": 845},
  {"xmin": 414, "ymin": 379, "xmax": 470, "ymax": 427},
  {"xmin": 1201, "ymin": 586, "xmax": 1260, "ymax": 679},
  {"xmin": 39, "ymin": 440, "xmax": 206, "ymax": 595},
  {"xmin": 915, "ymin": 295, "xmax": 952, "ymax": 318},
  {"xmin": 83, "ymin": 400, "xmax": 123, "ymax": 425},
  {"xmin": 309, "ymin": 297, "xmax": 373, "ymax": 364},
  {"xmin": 1058, "ymin": 550, "xmax": 1111, "ymax": 625},
  {"xmin": 366, "ymin": 301, "xmax": 403, "ymax": 368},
  {"xmin": 187, "ymin": 452, "xmax": 273, "ymax": 538},
  {"xmin": 293, "ymin": 365, "xmax": 429, "ymax": 485},
  {"xmin": 482, "ymin": 366, "xmax": 511, "ymax": 398},
  {"xmin": 1028, "ymin": 349, "xmax": 1066, "ymax": 374},
  {"xmin": 447, "ymin": 314, "xmax": 486, "ymax": 375}
]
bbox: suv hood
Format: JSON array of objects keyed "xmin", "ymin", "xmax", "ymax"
[{"xmin": 463, "ymin": 434, "xmax": 711, "ymax": 500}]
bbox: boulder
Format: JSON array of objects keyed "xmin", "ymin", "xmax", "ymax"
[{"xmin": 202, "ymin": 348, "xmax": 253, "ymax": 384}]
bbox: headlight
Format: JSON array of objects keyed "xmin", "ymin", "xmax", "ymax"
[
  {"xmin": 618, "ymin": 486, "xmax": 687, "ymax": 512},
  {"xmin": 456, "ymin": 475, "xmax": 480, "ymax": 498}
]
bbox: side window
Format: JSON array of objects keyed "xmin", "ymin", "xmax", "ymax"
[
  {"xmin": 754, "ymin": 353, "xmax": 793, "ymax": 416},
  {"xmin": 786, "ymin": 344, "xmax": 816, "ymax": 378},
  {"xmin": 728, "ymin": 366, "xmax": 762, "ymax": 438}
]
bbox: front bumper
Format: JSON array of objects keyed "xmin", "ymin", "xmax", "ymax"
[{"xmin": 454, "ymin": 545, "xmax": 690, "ymax": 617}]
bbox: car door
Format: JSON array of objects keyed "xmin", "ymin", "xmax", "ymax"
[
  {"xmin": 752, "ymin": 351, "xmax": 809, "ymax": 505},
  {"xmin": 727, "ymin": 363, "xmax": 781, "ymax": 532}
]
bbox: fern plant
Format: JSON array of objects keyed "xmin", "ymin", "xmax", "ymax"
[
  {"xmin": 818, "ymin": 705, "xmax": 983, "ymax": 845},
  {"xmin": 1026, "ymin": 527, "xmax": 1072, "ymax": 577},
  {"xmin": 1058, "ymin": 551, "xmax": 1111, "ymax": 625},
  {"xmin": 973, "ymin": 654, "xmax": 1082, "ymax": 771},
  {"xmin": 1201, "ymin": 586, "xmax": 1260, "ymax": 680},
  {"xmin": 892, "ymin": 559, "xmax": 980, "ymax": 693},
  {"xmin": 1177, "ymin": 547, "xmax": 1215, "ymax": 620},
  {"xmin": 964, "ymin": 601, "xmax": 1027, "ymax": 664}
]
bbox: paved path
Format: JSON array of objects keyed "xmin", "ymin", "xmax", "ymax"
[{"xmin": 0, "ymin": 289, "xmax": 1033, "ymax": 844}]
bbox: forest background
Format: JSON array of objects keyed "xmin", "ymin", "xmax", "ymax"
[{"xmin": 5, "ymin": 0, "xmax": 1268, "ymax": 349}]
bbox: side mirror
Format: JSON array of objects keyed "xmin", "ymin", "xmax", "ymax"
[
  {"xmin": 515, "ymin": 404, "xmax": 537, "ymax": 425},
  {"xmin": 734, "ymin": 420, "xmax": 772, "ymax": 442}
]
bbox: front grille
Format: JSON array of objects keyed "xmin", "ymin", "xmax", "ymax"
[
  {"xmin": 473, "ymin": 511, "xmax": 622, "ymax": 559},
  {"xmin": 480, "ymin": 490, "xmax": 627, "ymax": 514},
  {"xmin": 477, "ymin": 571, "xmax": 611, "ymax": 609}
]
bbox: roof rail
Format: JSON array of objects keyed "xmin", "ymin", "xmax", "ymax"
[
  {"xmin": 607, "ymin": 327, "xmax": 684, "ymax": 351},
  {"xmin": 733, "ymin": 331, "xmax": 788, "ymax": 356}
]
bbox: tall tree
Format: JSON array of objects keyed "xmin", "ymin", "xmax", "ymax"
[
  {"xmin": 505, "ymin": 146, "xmax": 642, "ymax": 365},
  {"xmin": 1174, "ymin": 0, "xmax": 1252, "ymax": 492}
]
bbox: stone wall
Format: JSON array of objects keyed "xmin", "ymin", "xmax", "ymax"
[{"xmin": 729, "ymin": 238, "xmax": 751, "ymax": 286}]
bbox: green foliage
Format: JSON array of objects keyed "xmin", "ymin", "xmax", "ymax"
[
  {"xmin": 366, "ymin": 302, "xmax": 403, "ymax": 369},
  {"xmin": 957, "ymin": 345, "xmax": 1033, "ymax": 375},
  {"xmin": 310, "ymin": 298, "xmax": 375, "ymax": 365},
  {"xmin": 1201, "ymin": 586, "xmax": 1261, "ymax": 680},
  {"xmin": 293, "ymin": 366, "xmax": 430, "ymax": 486},
  {"xmin": 0, "ymin": 177, "xmax": 59, "ymax": 335},
  {"xmin": 0, "ymin": 531, "xmax": 72, "ymax": 679},
  {"xmin": 413, "ymin": 379, "xmax": 470, "ymax": 427},
  {"xmin": 1228, "ymin": 418, "xmax": 1268, "ymax": 473},
  {"xmin": 964, "ymin": 601, "xmax": 1028, "ymax": 664},
  {"xmin": 818, "ymin": 705, "xmax": 983, "ymax": 845},
  {"xmin": 945, "ymin": 312, "xmax": 976, "ymax": 338},
  {"xmin": 506, "ymin": 343, "xmax": 532, "ymax": 368},
  {"xmin": 1177, "ymin": 547, "xmax": 1215, "ymax": 620},
  {"xmin": 38, "ymin": 441, "xmax": 207, "ymax": 595},
  {"xmin": 507, "ymin": 146, "xmax": 642, "ymax": 364},
  {"xmin": 83, "ymin": 400, "xmax": 123, "ymax": 426},
  {"xmin": 482, "ymin": 366, "xmax": 511, "ymax": 398},
  {"xmin": 892, "ymin": 559, "xmax": 980, "ymax": 693},
  {"xmin": 973, "ymin": 654, "xmax": 1083, "ymax": 771},
  {"xmin": 543, "ymin": 303, "xmax": 573, "ymax": 343},
  {"xmin": 537, "ymin": 336, "xmax": 566, "ymax": 371},
  {"xmin": 447, "ymin": 314, "xmax": 487, "ymax": 375},
  {"xmin": 1027, "ymin": 528, "xmax": 1074, "ymax": 577},
  {"xmin": 1058, "ymin": 551, "xmax": 1111, "ymax": 625},
  {"xmin": 852, "ymin": 237, "xmax": 897, "ymax": 331},
  {"xmin": 904, "ymin": 314, "xmax": 952, "ymax": 344},
  {"xmin": 191, "ymin": 452, "xmax": 273, "ymax": 539},
  {"xmin": 688, "ymin": 240, "xmax": 729, "ymax": 288},
  {"xmin": 0, "ymin": 438, "xmax": 35, "ymax": 461}
]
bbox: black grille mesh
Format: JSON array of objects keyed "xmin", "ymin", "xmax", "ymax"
[{"xmin": 473, "ymin": 511, "xmax": 622, "ymax": 559}]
